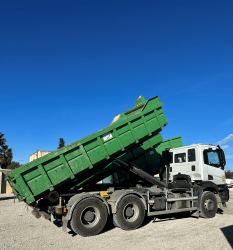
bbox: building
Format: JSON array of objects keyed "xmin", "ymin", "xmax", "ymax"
[
  {"xmin": 29, "ymin": 150, "xmax": 52, "ymax": 162},
  {"xmin": 0, "ymin": 169, "xmax": 12, "ymax": 194},
  {"xmin": 0, "ymin": 150, "xmax": 52, "ymax": 194}
]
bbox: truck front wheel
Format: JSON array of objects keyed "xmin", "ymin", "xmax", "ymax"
[
  {"xmin": 70, "ymin": 197, "xmax": 108, "ymax": 237},
  {"xmin": 113, "ymin": 195, "xmax": 145, "ymax": 230},
  {"xmin": 199, "ymin": 191, "xmax": 218, "ymax": 218}
]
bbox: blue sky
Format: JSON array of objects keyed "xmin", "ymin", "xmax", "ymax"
[{"xmin": 1, "ymin": 1, "xmax": 233, "ymax": 170}]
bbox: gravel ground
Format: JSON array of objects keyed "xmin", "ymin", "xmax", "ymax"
[{"xmin": 0, "ymin": 189, "xmax": 232, "ymax": 250}]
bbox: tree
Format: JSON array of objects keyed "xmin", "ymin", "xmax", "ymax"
[
  {"xmin": 8, "ymin": 161, "xmax": 21, "ymax": 170},
  {"xmin": 58, "ymin": 138, "xmax": 65, "ymax": 149},
  {"xmin": 0, "ymin": 132, "xmax": 13, "ymax": 169},
  {"xmin": 225, "ymin": 170, "xmax": 233, "ymax": 179}
]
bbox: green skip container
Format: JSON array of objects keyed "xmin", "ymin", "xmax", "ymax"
[
  {"xmin": 7, "ymin": 95, "xmax": 168, "ymax": 204},
  {"xmin": 71, "ymin": 134, "xmax": 183, "ymax": 188}
]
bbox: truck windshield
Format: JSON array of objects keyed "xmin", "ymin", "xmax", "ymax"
[
  {"xmin": 204, "ymin": 150, "xmax": 221, "ymax": 167},
  {"xmin": 207, "ymin": 152, "xmax": 220, "ymax": 165}
]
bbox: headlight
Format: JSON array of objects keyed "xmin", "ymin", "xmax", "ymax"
[{"xmin": 222, "ymin": 176, "xmax": 225, "ymax": 182}]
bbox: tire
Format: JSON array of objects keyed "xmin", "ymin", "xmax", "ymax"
[
  {"xmin": 199, "ymin": 191, "xmax": 218, "ymax": 218},
  {"xmin": 113, "ymin": 195, "xmax": 145, "ymax": 231},
  {"xmin": 70, "ymin": 197, "xmax": 108, "ymax": 237}
]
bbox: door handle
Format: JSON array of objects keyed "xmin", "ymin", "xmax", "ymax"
[{"xmin": 191, "ymin": 165, "xmax": 195, "ymax": 171}]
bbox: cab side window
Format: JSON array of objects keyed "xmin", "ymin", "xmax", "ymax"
[
  {"xmin": 175, "ymin": 153, "xmax": 186, "ymax": 163},
  {"xmin": 188, "ymin": 149, "xmax": 196, "ymax": 162}
]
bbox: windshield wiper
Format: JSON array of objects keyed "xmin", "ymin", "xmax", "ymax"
[{"xmin": 209, "ymin": 163, "xmax": 220, "ymax": 167}]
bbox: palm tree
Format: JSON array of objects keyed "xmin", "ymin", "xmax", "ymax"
[{"xmin": 0, "ymin": 133, "xmax": 13, "ymax": 169}]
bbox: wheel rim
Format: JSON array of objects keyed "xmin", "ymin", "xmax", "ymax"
[
  {"xmin": 204, "ymin": 198, "xmax": 215, "ymax": 212},
  {"xmin": 123, "ymin": 202, "xmax": 139, "ymax": 222},
  {"xmin": 80, "ymin": 206, "xmax": 101, "ymax": 228}
]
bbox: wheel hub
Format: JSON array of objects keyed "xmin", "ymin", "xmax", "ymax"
[
  {"xmin": 84, "ymin": 211, "xmax": 95, "ymax": 222},
  {"xmin": 125, "ymin": 207, "xmax": 134, "ymax": 217},
  {"xmin": 123, "ymin": 202, "xmax": 139, "ymax": 222},
  {"xmin": 204, "ymin": 198, "xmax": 214, "ymax": 212},
  {"xmin": 80, "ymin": 206, "xmax": 101, "ymax": 228}
]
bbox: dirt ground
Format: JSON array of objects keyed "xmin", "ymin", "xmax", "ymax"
[{"xmin": 0, "ymin": 189, "xmax": 232, "ymax": 250}]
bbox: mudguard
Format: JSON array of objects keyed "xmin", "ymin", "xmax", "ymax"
[
  {"xmin": 218, "ymin": 184, "xmax": 229, "ymax": 203},
  {"xmin": 198, "ymin": 181, "xmax": 229, "ymax": 203},
  {"xmin": 198, "ymin": 181, "xmax": 219, "ymax": 193}
]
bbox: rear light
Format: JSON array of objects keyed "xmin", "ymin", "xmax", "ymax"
[{"xmin": 55, "ymin": 206, "xmax": 63, "ymax": 214}]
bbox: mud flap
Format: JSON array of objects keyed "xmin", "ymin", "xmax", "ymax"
[
  {"xmin": 218, "ymin": 185, "xmax": 229, "ymax": 204},
  {"xmin": 215, "ymin": 193, "xmax": 223, "ymax": 209},
  {"xmin": 222, "ymin": 202, "xmax": 227, "ymax": 208},
  {"xmin": 62, "ymin": 217, "xmax": 68, "ymax": 233}
]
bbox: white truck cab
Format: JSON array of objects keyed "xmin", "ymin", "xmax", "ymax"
[{"xmin": 167, "ymin": 144, "xmax": 226, "ymax": 186}]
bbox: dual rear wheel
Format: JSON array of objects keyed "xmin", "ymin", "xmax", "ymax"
[
  {"xmin": 70, "ymin": 197, "xmax": 108, "ymax": 237},
  {"xmin": 112, "ymin": 195, "xmax": 145, "ymax": 230},
  {"xmin": 69, "ymin": 195, "xmax": 145, "ymax": 236}
]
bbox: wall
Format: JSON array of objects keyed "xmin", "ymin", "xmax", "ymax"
[
  {"xmin": 0, "ymin": 169, "xmax": 12, "ymax": 194},
  {"xmin": 29, "ymin": 150, "xmax": 52, "ymax": 162}
]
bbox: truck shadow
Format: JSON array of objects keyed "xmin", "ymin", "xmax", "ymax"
[
  {"xmin": 62, "ymin": 208, "xmax": 227, "ymax": 237},
  {"xmin": 0, "ymin": 196, "xmax": 15, "ymax": 201},
  {"xmin": 140, "ymin": 212, "xmax": 194, "ymax": 227},
  {"xmin": 100, "ymin": 214, "xmax": 188, "ymax": 234},
  {"xmin": 66, "ymin": 219, "xmax": 116, "ymax": 237},
  {"xmin": 53, "ymin": 220, "xmax": 63, "ymax": 228},
  {"xmin": 140, "ymin": 208, "xmax": 226, "ymax": 227},
  {"xmin": 220, "ymin": 225, "xmax": 233, "ymax": 248},
  {"xmin": 67, "ymin": 211, "xmax": 212, "ymax": 237},
  {"xmin": 217, "ymin": 208, "xmax": 224, "ymax": 214},
  {"xmin": 101, "ymin": 219, "xmax": 117, "ymax": 234}
]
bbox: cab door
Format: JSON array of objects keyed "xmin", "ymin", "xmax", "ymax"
[
  {"xmin": 185, "ymin": 147, "xmax": 201, "ymax": 181},
  {"xmin": 169, "ymin": 149, "xmax": 187, "ymax": 181},
  {"xmin": 202, "ymin": 148, "xmax": 225, "ymax": 184},
  {"xmin": 169, "ymin": 146, "xmax": 202, "ymax": 182}
]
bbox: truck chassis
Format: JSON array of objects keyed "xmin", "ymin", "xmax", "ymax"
[{"xmin": 31, "ymin": 158, "xmax": 229, "ymax": 237}]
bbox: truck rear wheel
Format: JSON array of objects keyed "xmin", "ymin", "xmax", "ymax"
[
  {"xmin": 199, "ymin": 191, "xmax": 217, "ymax": 218},
  {"xmin": 113, "ymin": 195, "xmax": 145, "ymax": 230},
  {"xmin": 70, "ymin": 197, "xmax": 108, "ymax": 237}
]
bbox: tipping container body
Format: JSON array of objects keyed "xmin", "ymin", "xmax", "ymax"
[{"xmin": 7, "ymin": 95, "xmax": 168, "ymax": 204}]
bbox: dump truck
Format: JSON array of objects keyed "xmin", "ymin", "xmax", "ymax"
[{"xmin": 6, "ymin": 95, "xmax": 229, "ymax": 237}]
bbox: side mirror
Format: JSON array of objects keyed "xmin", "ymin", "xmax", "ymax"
[{"xmin": 219, "ymin": 149, "xmax": 226, "ymax": 168}]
